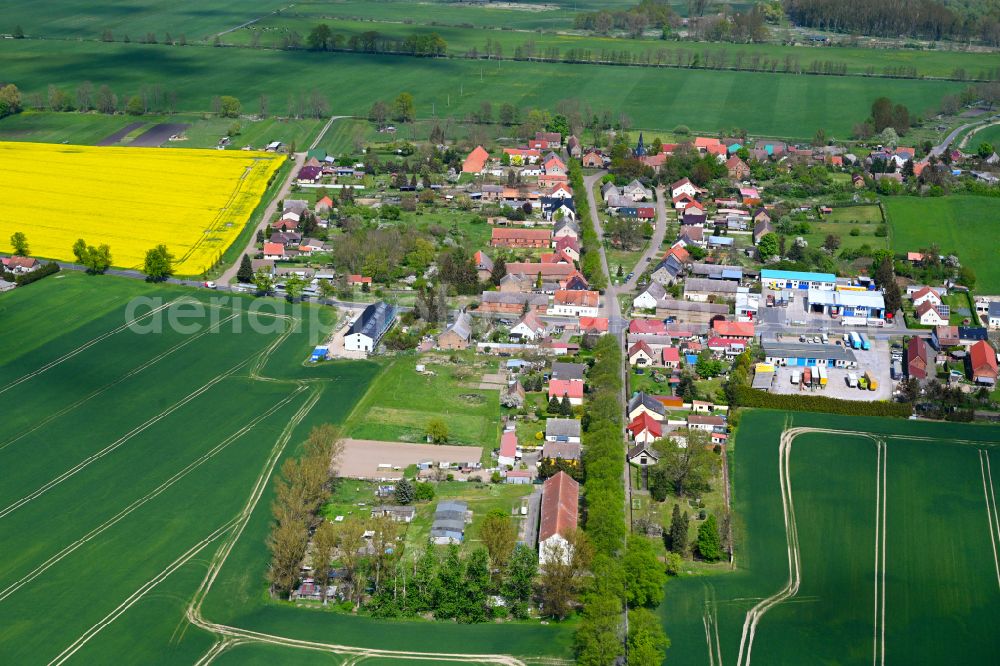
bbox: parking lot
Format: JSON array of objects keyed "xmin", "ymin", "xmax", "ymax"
[{"xmin": 769, "ymin": 337, "xmax": 894, "ymax": 401}]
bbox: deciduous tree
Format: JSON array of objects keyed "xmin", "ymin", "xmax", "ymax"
[
  {"xmin": 142, "ymin": 244, "xmax": 174, "ymax": 281},
  {"xmin": 9, "ymin": 231, "xmax": 28, "ymax": 257}
]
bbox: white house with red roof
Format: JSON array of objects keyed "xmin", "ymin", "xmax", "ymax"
[
  {"xmin": 538, "ymin": 471, "xmax": 580, "ymax": 565},
  {"xmin": 671, "ymin": 177, "xmax": 701, "ymax": 200},
  {"xmin": 712, "ymin": 320, "xmax": 755, "ymax": 340},
  {"xmin": 911, "ymin": 286, "xmax": 942, "ymax": 308},
  {"xmin": 262, "ymin": 242, "xmax": 285, "ymax": 260},
  {"xmin": 498, "ymin": 430, "xmax": 518, "ymax": 468},
  {"xmin": 549, "ymin": 379, "xmax": 584, "ymax": 406},
  {"xmin": 627, "ymin": 413, "xmax": 663, "ymax": 445}
]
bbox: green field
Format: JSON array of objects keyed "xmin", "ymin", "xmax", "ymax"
[
  {"xmin": 966, "ymin": 122, "xmax": 1000, "ymax": 152},
  {"xmin": 885, "ymin": 195, "xmax": 1000, "ymax": 293},
  {"xmin": 0, "ymin": 39, "xmax": 964, "ymax": 138},
  {"xmin": 661, "ymin": 410, "xmax": 1000, "ymax": 664},
  {"xmin": 344, "ymin": 353, "xmax": 502, "ymax": 448},
  {"xmin": 0, "ymin": 273, "xmax": 572, "ymax": 663},
  {"xmin": 0, "ymin": 110, "xmax": 325, "ymax": 149},
  {"xmin": 2, "ymin": 0, "xmax": 287, "ymax": 41},
  {"xmin": 802, "ymin": 204, "xmax": 888, "ymax": 252}
]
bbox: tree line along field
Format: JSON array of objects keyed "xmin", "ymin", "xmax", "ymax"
[
  {"xmin": 660, "ymin": 410, "xmax": 1000, "ymax": 664},
  {"xmin": 0, "ymin": 273, "xmax": 574, "ymax": 664},
  {"xmin": 223, "ymin": 14, "xmax": 995, "ymax": 80},
  {"xmin": 0, "ymin": 40, "xmax": 964, "ymax": 139},
  {"xmin": 885, "ymin": 195, "xmax": 1000, "ymax": 294}
]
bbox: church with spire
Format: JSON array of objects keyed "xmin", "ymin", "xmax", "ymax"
[{"xmin": 634, "ymin": 132, "xmax": 646, "ymax": 157}]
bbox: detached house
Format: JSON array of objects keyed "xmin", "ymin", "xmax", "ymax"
[
  {"xmin": 438, "ymin": 312, "xmax": 472, "ymax": 350},
  {"xmin": 969, "ymin": 340, "xmax": 998, "ymax": 385},
  {"xmin": 538, "ymin": 472, "xmax": 580, "ymax": 565},
  {"xmin": 627, "ymin": 413, "xmax": 663, "ymax": 445},
  {"xmin": 550, "ymin": 290, "xmax": 599, "ymax": 318},
  {"xmin": 916, "ymin": 301, "xmax": 948, "ymax": 326},
  {"xmin": 548, "ymin": 379, "xmax": 584, "ymax": 406},
  {"xmin": 474, "ymin": 250, "xmax": 494, "ymax": 281},
  {"xmin": 726, "ymin": 156, "xmax": 750, "ymax": 180},
  {"xmin": 629, "ymin": 341, "xmax": 656, "ymax": 367},
  {"xmin": 671, "ymin": 177, "xmax": 701, "ymax": 200},
  {"xmin": 906, "ymin": 336, "xmax": 929, "ymax": 379},
  {"xmin": 510, "ymin": 311, "xmax": 546, "ymax": 341},
  {"xmin": 545, "ymin": 418, "xmax": 582, "ymax": 443},
  {"xmin": 911, "ymin": 287, "xmax": 942, "ymax": 308},
  {"xmin": 633, "ymin": 282, "xmax": 667, "ymax": 310},
  {"xmin": 628, "ymin": 392, "xmax": 666, "ymax": 422}
]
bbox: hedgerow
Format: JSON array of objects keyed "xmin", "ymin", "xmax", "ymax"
[{"xmin": 731, "ymin": 386, "xmax": 912, "ymax": 417}]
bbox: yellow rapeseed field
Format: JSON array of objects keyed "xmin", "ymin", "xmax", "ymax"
[{"xmin": 0, "ymin": 142, "xmax": 284, "ymax": 275}]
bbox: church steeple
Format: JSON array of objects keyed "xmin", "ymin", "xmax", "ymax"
[{"xmin": 635, "ymin": 132, "xmax": 646, "ymax": 157}]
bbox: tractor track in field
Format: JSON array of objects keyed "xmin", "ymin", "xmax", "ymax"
[
  {"xmin": 46, "ymin": 519, "xmax": 238, "ymax": 666},
  {"xmin": 0, "ymin": 311, "xmax": 301, "ymax": 521},
  {"xmin": 736, "ymin": 426, "xmax": 878, "ymax": 666},
  {"xmin": 0, "ymin": 386, "xmax": 306, "ymax": 604},
  {"xmin": 183, "ymin": 372, "xmax": 544, "ymax": 665},
  {"xmin": 0, "ymin": 355, "xmax": 254, "ymax": 521},
  {"xmin": 0, "ymin": 298, "xmax": 180, "ymax": 396},
  {"xmin": 0, "ymin": 313, "xmax": 240, "ymax": 453},
  {"xmin": 979, "ymin": 449, "xmax": 1000, "ymax": 591},
  {"xmin": 872, "ymin": 440, "xmax": 887, "ymax": 666}
]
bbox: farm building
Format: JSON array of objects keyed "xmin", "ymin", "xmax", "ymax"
[
  {"xmin": 344, "ymin": 302, "xmax": 396, "ymax": 354},
  {"xmin": 430, "ymin": 500, "xmax": 469, "ymax": 545},
  {"xmin": 370, "ymin": 506, "xmax": 416, "ymax": 523},
  {"xmin": 760, "ymin": 269, "xmax": 836, "ymax": 291},
  {"xmin": 655, "ymin": 299, "xmax": 728, "ymax": 325},
  {"xmin": 437, "ymin": 311, "xmax": 472, "ymax": 350},
  {"xmin": 538, "ymin": 472, "xmax": 580, "ymax": 565},
  {"xmin": 761, "ymin": 342, "xmax": 858, "ymax": 368},
  {"xmin": 684, "ymin": 278, "xmax": 739, "ymax": 302}
]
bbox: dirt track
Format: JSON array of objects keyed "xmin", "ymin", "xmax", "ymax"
[{"xmin": 340, "ymin": 439, "xmax": 483, "ymax": 479}]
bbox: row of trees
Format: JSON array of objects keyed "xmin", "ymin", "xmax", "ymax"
[
  {"xmin": 568, "ymin": 160, "xmax": 608, "ymax": 291},
  {"xmin": 267, "ymin": 425, "xmax": 344, "ymax": 598},
  {"xmin": 572, "ymin": 337, "xmax": 669, "ymax": 665},
  {"xmin": 306, "ymin": 24, "xmax": 447, "ymax": 56}
]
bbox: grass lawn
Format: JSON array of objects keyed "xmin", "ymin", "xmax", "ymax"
[
  {"xmin": 344, "ymin": 352, "xmax": 502, "ymax": 448},
  {"xmin": 660, "ymin": 410, "xmax": 1000, "ymax": 664},
  {"xmin": 885, "ymin": 195, "xmax": 1000, "ymax": 294},
  {"xmin": 0, "ymin": 39, "xmax": 965, "ymax": 139}
]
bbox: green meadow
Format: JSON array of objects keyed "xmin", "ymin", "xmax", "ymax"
[
  {"xmin": 344, "ymin": 353, "xmax": 502, "ymax": 448},
  {"xmin": 661, "ymin": 410, "xmax": 1000, "ymax": 664},
  {"xmin": 885, "ymin": 195, "xmax": 1000, "ymax": 293},
  {"xmin": 0, "ymin": 39, "xmax": 964, "ymax": 139}
]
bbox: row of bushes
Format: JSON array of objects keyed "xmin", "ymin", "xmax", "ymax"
[
  {"xmin": 568, "ymin": 160, "xmax": 607, "ymax": 291},
  {"xmin": 731, "ymin": 386, "xmax": 913, "ymax": 417},
  {"xmin": 2, "ymin": 261, "xmax": 61, "ymax": 287}
]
